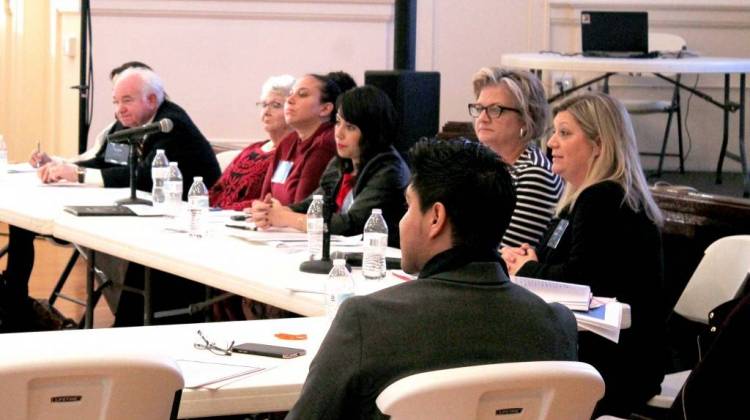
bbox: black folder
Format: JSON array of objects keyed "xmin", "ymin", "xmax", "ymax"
[{"xmin": 63, "ymin": 205, "xmax": 136, "ymax": 216}]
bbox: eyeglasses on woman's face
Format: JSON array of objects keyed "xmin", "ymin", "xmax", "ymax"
[{"xmin": 468, "ymin": 103, "xmax": 521, "ymax": 119}]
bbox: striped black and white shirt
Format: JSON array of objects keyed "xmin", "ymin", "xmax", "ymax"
[{"xmin": 501, "ymin": 145, "xmax": 562, "ymax": 248}]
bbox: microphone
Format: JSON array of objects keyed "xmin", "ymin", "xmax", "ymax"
[{"xmin": 106, "ymin": 118, "xmax": 173, "ymax": 143}]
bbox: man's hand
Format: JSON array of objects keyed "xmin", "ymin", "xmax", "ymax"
[
  {"xmin": 29, "ymin": 151, "xmax": 52, "ymax": 168},
  {"xmin": 38, "ymin": 162, "xmax": 78, "ymax": 183}
]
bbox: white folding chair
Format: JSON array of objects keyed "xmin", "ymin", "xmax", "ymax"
[
  {"xmin": 376, "ymin": 361, "xmax": 605, "ymax": 420},
  {"xmin": 215, "ymin": 149, "xmax": 242, "ymax": 172},
  {"xmin": 0, "ymin": 353, "xmax": 184, "ymax": 420},
  {"xmin": 647, "ymin": 235, "xmax": 750, "ymax": 409},
  {"xmin": 623, "ymin": 32, "xmax": 687, "ymax": 176}
]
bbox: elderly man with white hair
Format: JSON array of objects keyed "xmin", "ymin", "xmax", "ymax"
[
  {"xmin": 0, "ymin": 67, "xmax": 220, "ymax": 332},
  {"xmin": 39, "ymin": 67, "xmax": 220, "ymax": 196}
]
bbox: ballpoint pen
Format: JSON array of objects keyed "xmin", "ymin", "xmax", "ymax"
[{"xmin": 34, "ymin": 141, "xmax": 41, "ymax": 168}]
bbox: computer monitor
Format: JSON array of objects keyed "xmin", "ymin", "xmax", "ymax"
[{"xmin": 581, "ymin": 11, "xmax": 649, "ymax": 58}]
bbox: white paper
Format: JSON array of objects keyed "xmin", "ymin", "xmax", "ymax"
[
  {"xmin": 177, "ymin": 359, "xmax": 266, "ymax": 389},
  {"xmin": 574, "ymin": 301, "xmax": 623, "ymax": 343},
  {"xmin": 511, "ymin": 276, "xmax": 591, "ymax": 311}
]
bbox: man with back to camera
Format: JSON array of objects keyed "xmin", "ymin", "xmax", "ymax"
[
  {"xmin": 0, "ymin": 66, "xmax": 220, "ymax": 331},
  {"xmin": 286, "ymin": 138, "xmax": 579, "ymax": 419}
]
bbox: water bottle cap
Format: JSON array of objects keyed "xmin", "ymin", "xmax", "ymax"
[
  {"xmin": 193, "ymin": 176, "xmax": 203, "ymax": 181},
  {"xmin": 156, "ymin": 149, "xmax": 165, "ymax": 153},
  {"xmin": 333, "ymin": 259, "xmax": 346, "ymax": 266},
  {"xmin": 313, "ymin": 194, "xmax": 323, "ymax": 200},
  {"xmin": 169, "ymin": 162, "xmax": 178, "ymax": 167},
  {"xmin": 371, "ymin": 208, "xmax": 382, "ymax": 215}
]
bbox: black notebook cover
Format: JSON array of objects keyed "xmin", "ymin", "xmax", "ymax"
[
  {"xmin": 345, "ymin": 252, "xmax": 401, "ymax": 270},
  {"xmin": 63, "ymin": 205, "xmax": 136, "ymax": 216}
]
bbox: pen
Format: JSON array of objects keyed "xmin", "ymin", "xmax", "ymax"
[
  {"xmin": 225, "ymin": 223, "xmax": 257, "ymax": 231},
  {"xmin": 34, "ymin": 141, "xmax": 41, "ymax": 168}
]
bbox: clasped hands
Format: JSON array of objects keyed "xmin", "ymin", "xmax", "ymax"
[
  {"xmin": 500, "ymin": 243, "xmax": 538, "ymax": 275},
  {"xmin": 247, "ymin": 193, "xmax": 295, "ymax": 229}
]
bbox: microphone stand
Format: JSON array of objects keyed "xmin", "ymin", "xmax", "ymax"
[
  {"xmin": 299, "ymin": 188, "xmax": 334, "ymax": 274},
  {"xmin": 114, "ymin": 135, "xmax": 152, "ymax": 206}
]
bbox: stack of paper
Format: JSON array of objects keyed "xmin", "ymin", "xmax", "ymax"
[
  {"xmin": 573, "ymin": 301, "xmax": 623, "ymax": 343},
  {"xmin": 511, "ymin": 276, "xmax": 624, "ymax": 343},
  {"xmin": 511, "ymin": 276, "xmax": 591, "ymax": 311}
]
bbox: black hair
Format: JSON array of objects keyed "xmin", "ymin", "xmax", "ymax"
[
  {"xmin": 336, "ymin": 85, "xmax": 397, "ymax": 174},
  {"xmin": 109, "ymin": 61, "xmax": 153, "ymax": 80},
  {"xmin": 309, "ymin": 71, "xmax": 356, "ymax": 123},
  {"xmin": 408, "ymin": 138, "xmax": 516, "ymax": 250}
]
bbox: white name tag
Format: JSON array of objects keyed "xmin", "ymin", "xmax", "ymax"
[
  {"xmin": 340, "ymin": 190, "xmax": 354, "ymax": 214},
  {"xmin": 546, "ymin": 219, "xmax": 569, "ymax": 249},
  {"xmin": 271, "ymin": 161, "xmax": 293, "ymax": 184}
]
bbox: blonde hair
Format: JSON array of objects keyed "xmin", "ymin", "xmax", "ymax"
[
  {"xmin": 472, "ymin": 67, "xmax": 550, "ymax": 144},
  {"xmin": 553, "ymin": 92, "xmax": 663, "ymax": 226}
]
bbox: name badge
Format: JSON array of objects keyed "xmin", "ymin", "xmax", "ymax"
[
  {"xmin": 104, "ymin": 143, "xmax": 130, "ymax": 166},
  {"xmin": 340, "ymin": 190, "xmax": 354, "ymax": 214},
  {"xmin": 271, "ymin": 161, "xmax": 293, "ymax": 184},
  {"xmin": 546, "ymin": 219, "xmax": 569, "ymax": 249}
]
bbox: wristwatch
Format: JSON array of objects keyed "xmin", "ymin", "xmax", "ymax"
[{"xmin": 76, "ymin": 166, "xmax": 86, "ymax": 183}]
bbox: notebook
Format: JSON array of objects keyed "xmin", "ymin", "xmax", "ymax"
[{"xmin": 581, "ymin": 11, "xmax": 652, "ymax": 58}]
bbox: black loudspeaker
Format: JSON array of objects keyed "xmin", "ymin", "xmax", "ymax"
[{"xmin": 364, "ymin": 70, "xmax": 440, "ymax": 157}]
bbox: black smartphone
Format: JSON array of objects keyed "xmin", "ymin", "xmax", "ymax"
[{"xmin": 231, "ymin": 343, "xmax": 306, "ymax": 359}]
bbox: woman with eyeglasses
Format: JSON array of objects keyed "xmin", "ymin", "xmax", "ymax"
[
  {"xmin": 470, "ymin": 67, "xmax": 562, "ymax": 249},
  {"xmin": 209, "ymin": 75, "xmax": 295, "ymax": 210},
  {"xmin": 251, "ymin": 85, "xmax": 409, "ymax": 247}
]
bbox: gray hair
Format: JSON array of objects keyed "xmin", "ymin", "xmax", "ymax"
[
  {"xmin": 115, "ymin": 67, "xmax": 166, "ymax": 106},
  {"xmin": 260, "ymin": 74, "xmax": 295, "ymax": 99},
  {"xmin": 472, "ymin": 67, "xmax": 550, "ymax": 144}
]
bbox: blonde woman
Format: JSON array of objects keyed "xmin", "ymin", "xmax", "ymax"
[{"xmin": 502, "ymin": 92, "xmax": 666, "ymax": 417}]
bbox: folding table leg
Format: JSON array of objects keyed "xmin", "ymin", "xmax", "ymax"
[{"xmin": 84, "ymin": 250, "xmax": 95, "ymax": 328}]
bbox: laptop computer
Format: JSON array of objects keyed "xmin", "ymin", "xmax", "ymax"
[{"xmin": 581, "ymin": 11, "xmax": 652, "ymax": 58}]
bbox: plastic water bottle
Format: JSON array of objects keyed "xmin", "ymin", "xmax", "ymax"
[
  {"xmin": 164, "ymin": 162, "xmax": 183, "ymax": 217},
  {"xmin": 151, "ymin": 149, "xmax": 169, "ymax": 210},
  {"xmin": 0, "ymin": 134, "xmax": 8, "ymax": 179},
  {"xmin": 188, "ymin": 176, "xmax": 209, "ymax": 238},
  {"xmin": 363, "ymin": 208, "xmax": 388, "ymax": 281},
  {"xmin": 325, "ymin": 258, "xmax": 354, "ymax": 319},
  {"xmin": 307, "ymin": 194, "xmax": 324, "ymax": 260}
]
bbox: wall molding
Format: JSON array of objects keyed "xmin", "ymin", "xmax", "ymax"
[
  {"xmin": 549, "ymin": 0, "xmax": 750, "ymax": 13},
  {"xmin": 91, "ymin": 0, "xmax": 394, "ymax": 23},
  {"xmin": 91, "ymin": 9, "xmax": 392, "ymax": 23}
]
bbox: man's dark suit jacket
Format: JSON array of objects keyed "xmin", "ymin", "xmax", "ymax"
[
  {"xmin": 287, "ymin": 251, "xmax": 578, "ymax": 420},
  {"xmin": 77, "ymin": 100, "xmax": 221, "ymax": 198}
]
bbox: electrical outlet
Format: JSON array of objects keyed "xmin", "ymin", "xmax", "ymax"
[{"xmin": 552, "ymin": 74, "xmax": 575, "ymax": 94}]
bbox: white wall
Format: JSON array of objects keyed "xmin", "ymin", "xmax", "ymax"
[
  {"xmin": 87, "ymin": 0, "xmax": 394, "ymax": 150},
  {"xmin": 46, "ymin": 0, "xmax": 750, "ymax": 173}
]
